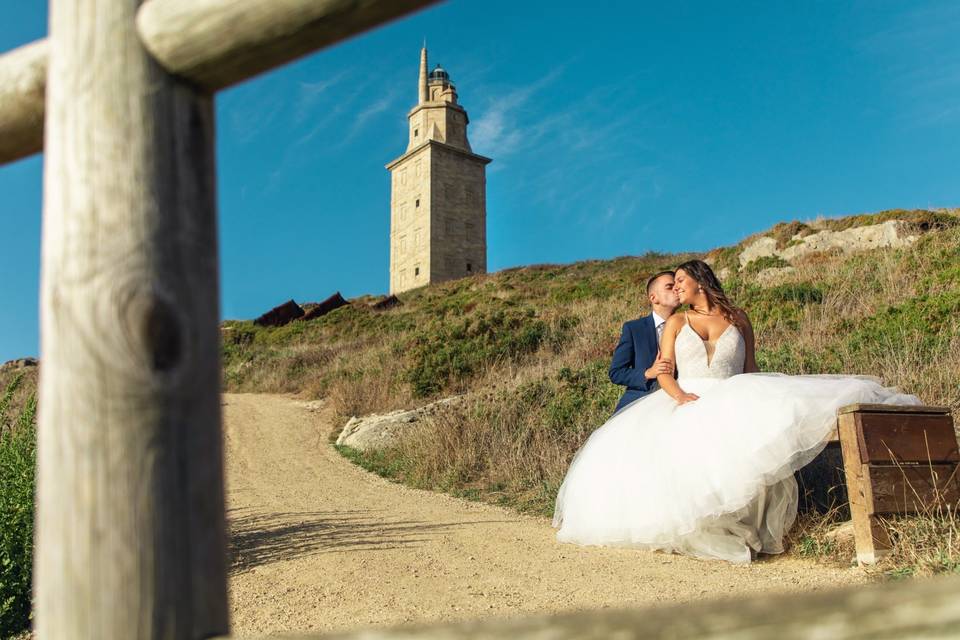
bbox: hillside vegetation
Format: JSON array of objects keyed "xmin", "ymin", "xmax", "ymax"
[
  {"xmin": 0, "ymin": 369, "xmax": 37, "ymax": 637},
  {"xmin": 3, "ymin": 207, "xmax": 958, "ymax": 594},
  {"xmin": 223, "ymin": 208, "xmax": 960, "ymax": 540}
]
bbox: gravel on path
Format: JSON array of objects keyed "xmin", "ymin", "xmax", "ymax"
[{"xmin": 224, "ymin": 393, "xmax": 871, "ymax": 637}]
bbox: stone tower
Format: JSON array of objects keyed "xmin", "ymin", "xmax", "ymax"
[{"xmin": 386, "ymin": 45, "xmax": 492, "ymax": 294}]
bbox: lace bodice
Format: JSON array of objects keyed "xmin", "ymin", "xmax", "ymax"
[{"xmin": 675, "ymin": 318, "xmax": 745, "ymax": 380}]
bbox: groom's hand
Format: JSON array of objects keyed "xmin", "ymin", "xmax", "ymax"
[{"xmin": 644, "ymin": 353, "xmax": 673, "ymax": 380}]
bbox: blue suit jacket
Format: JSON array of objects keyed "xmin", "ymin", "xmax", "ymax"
[{"xmin": 608, "ymin": 315, "xmax": 659, "ymax": 413}]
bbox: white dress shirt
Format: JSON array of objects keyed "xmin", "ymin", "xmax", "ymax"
[{"xmin": 651, "ymin": 311, "xmax": 668, "ymax": 345}]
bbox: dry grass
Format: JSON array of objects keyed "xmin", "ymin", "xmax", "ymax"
[
  {"xmin": 881, "ymin": 503, "xmax": 960, "ymax": 578},
  {"xmin": 789, "ymin": 466, "xmax": 960, "ymax": 579},
  {"xmin": 0, "ymin": 207, "xmax": 956, "ymax": 628},
  {"xmin": 319, "ymin": 345, "xmax": 414, "ymax": 418},
  {"xmin": 218, "ymin": 207, "xmax": 960, "ymax": 575},
  {"xmin": 0, "ymin": 367, "xmax": 38, "ymax": 428},
  {"xmin": 786, "ymin": 506, "xmax": 856, "ymax": 565}
]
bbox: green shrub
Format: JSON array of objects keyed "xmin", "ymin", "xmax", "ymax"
[
  {"xmin": 742, "ymin": 254, "xmax": 790, "ymax": 275},
  {"xmin": 740, "ymin": 282, "xmax": 825, "ymax": 331},
  {"xmin": 529, "ymin": 360, "xmax": 621, "ymax": 435},
  {"xmin": 705, "ymin": 245, "xmax": 740, "ymax": 273},
  {"xmin": 767, "ymin": 282, "xmax": 825, "ymax": 305},
  {"xmin": 404, "ymin": 309, "xmax": 574, "ymax": 398},
  {"xmin": 756, "ymin": 344, "xmax": 843, "ymax": 375},
  {"xmin": 844, "ymin": 291, "xmax": 960, "ymax": 357},
  {"xmin": 0, "ymin": 374, "xmax": 36, "ymax": 637},
  {"xmin": 547, "ymin": 280, "xmax": 617, "ymax": 304},
  {"xmin": 334, "ymin": 444, "xmax": 410, "ymax": 479}
]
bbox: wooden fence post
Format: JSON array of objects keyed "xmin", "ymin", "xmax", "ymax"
[{"xmin": 35, "ymin": 0, "xmax": 228, "ymax": 637}]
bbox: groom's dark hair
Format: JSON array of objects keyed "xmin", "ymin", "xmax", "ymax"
[{"xmin": 645, "ymin": 270, "xmax": 675, "ymax": 295}]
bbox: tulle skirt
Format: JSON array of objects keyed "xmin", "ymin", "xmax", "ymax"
[{"xmin": 552, "ymin": 373, "xmax": 920, "ymax": 563}]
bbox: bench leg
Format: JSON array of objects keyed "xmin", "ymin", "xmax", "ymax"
[
  {"xmin": 849, "ymin": 506, "xmax": 892, "ymax": 564},
  {"xmin": 838, "ymin": 414, "xmax": 892, "ymax": 565}
]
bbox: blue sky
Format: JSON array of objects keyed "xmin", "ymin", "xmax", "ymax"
[{"xmin": 2, "ymin": 1, "xmax": 959, "ymax": 361}]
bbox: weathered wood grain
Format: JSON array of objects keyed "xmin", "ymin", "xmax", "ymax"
[
  {"xmin": 136, "ymin": 0, "xmax": 443, "ymax": 90},
  {"xmin": 869, "ymin": 464, "xmax": 960, "ymax": 514},
  {"xmin": 0, "ymin": 39, "xmax": 47, "ymax": 163},
  {"xmin": 855, "ymin": 413, "xmax": 959, "ymax": 464},
  {"xmin": 839, "ymin": 403, "xmax": 951, "ymax": 415},
  {"xmin": 839, "ymin": 411, "xmax": 891, "ymax": 564},
  {"xmin": 35, "ymin": 0, "xmax": 228, "ymax": 637},
  {"xmin": 213, "ymin": 575, "xmax": 960, "ymax": 639}
]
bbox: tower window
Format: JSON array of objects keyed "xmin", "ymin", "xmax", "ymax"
[
  {"xmin": 415, "ymin": 266, "xmax": 420, "ymax": 276},
  {"xmin": 415, "ymin": 198, "xmax": 420, "ymax": 208},
  {"xmin": 466, "ymin": 263, "xmax": 472, "ymax": 272},
  {"xmin": 414, "ymin": 128, "xmax": 419, "ymax": 137}
]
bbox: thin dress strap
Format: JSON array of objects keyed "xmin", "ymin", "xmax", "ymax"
[{"xmin": 684, "ymin": 310, "xmax": 691, "ymax": 326}]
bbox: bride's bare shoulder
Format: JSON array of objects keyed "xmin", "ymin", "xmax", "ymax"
[{"xmin": 664, "ymin": 313, "xmax": 686, "ymax": 329}]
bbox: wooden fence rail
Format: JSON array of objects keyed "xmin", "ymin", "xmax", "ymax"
[
  {"xmin": 138, "ymin": 0, "xmax": 443, "ymax": 91},
  {"xmin": 0, "ymin": 0, "xmax": 441, "ymax": 165},
  {"xmin": 0, "ymin": 40, "xmax": 47, "ymax": 162}
]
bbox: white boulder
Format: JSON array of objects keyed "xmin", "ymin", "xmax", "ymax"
[
  {"xmin": 779, "ymin": 220, "xmax": 917, "ymax": 262},
  {"xmin": 738, "ymin": 236, "xmax": 779, "ymax": 267},
  {"xmin": 738, "ymin": 220, "xmax": 919, "ymax": 270},
  {"xmin": 336, "ymin": 396, "xmax": 461, "ymax": 452}
]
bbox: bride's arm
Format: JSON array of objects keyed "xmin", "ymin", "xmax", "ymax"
[
  {"xmin": 737, "ymin": 309, "xmax": 759, "ymax": 373},
  {"xmin": 657, "ymin": 314, "xmax": 699, "ymax": 404}
]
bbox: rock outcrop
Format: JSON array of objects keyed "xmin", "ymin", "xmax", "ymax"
[
  {"xmin": 254, "ymin": 299, "xmax": 304, "ymax": 327},
  {"xmin": 0, "ymin": 357, "xmax": 38, "ymax": 372},
  {"xmin": 738, "ymin": 237, "xmax": 779, "ymax": 267},
  {"xmin": 302, "ymin": 292, "xmax": 348, "ymax": 321},
  {"xmin": 371, "ymin": 294, "xmax": 402, "ymax": 311},
  {"xmin": 336, "ymin": 396, "xmax": 461, "ymax": 452},
  {"xmin": 739, "ymin": 220, "xmax": 919, "ymax": 268}
]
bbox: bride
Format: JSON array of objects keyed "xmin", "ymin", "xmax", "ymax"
[{"xmin": 552, "ymin": 259, "xmax": 920, "ymax": 563}]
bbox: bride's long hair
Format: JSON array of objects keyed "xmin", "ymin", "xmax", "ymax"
[{"xmin": 675, "ymin": 259, "xmax": 741, "ymax": 325}]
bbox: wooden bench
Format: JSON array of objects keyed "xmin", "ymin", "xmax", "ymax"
[{"xmin": 823, "ymin": 404, "xmax": 960, "ymax": 565}]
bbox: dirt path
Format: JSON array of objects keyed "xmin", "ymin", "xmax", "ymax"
[{"xmin": 224, "ymin": 393, "xmax": 870, "ymax": 637}]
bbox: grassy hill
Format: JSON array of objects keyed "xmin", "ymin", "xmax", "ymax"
[
  {"xmin": 223, "ymin": 208, "xmax": 960, "ymax": 531},
  {"xmin": 4, "ymin": 206, "xmax": 958, "ymax": 586}
]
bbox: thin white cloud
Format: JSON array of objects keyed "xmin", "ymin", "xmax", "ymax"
[
  {"xmin": 294, "ymin": 78, "xmax": 375, "ymax": 147},
  {"xmin": 294, "ymin": 71, "xmax": 350, "ymax": 124},
  {"xmin": 472, "ymin": 67, "xmax": 662, "ymax": 229},
  {"xmin": 859, "ymin": 2, "xmax": 960, "ymax": 52},
  {"xmin": 225, "ymin": 89, "xmax": 285, "ymax": 144},
  {"xmin": 858, "ymin": 2, "xmax": 960, "ymax": 126},
  {"xmin": 264, "ymin": 68, "xmax": 405, "ymax": 189},
  {"xmin": 346, "ymin": 87, "xmax": 403, "ymax": 141},
  {"xmin": 470, "ymin": 66, "xmax": 565, "ymax": 155}
]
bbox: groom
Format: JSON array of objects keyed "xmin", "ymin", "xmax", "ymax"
[{"xmin": 608, "ymin": 270, "xmax": 680, "ymax": 413}]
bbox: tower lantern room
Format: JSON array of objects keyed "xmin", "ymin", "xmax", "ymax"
[{"xmin": 386, "ymin": 45, "xmax": 492, "ymax": 294}]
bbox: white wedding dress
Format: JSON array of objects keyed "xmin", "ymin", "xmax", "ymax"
[{"xmin": 552, "ymin": 316, "xmax": 920, "ymax": 563}]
